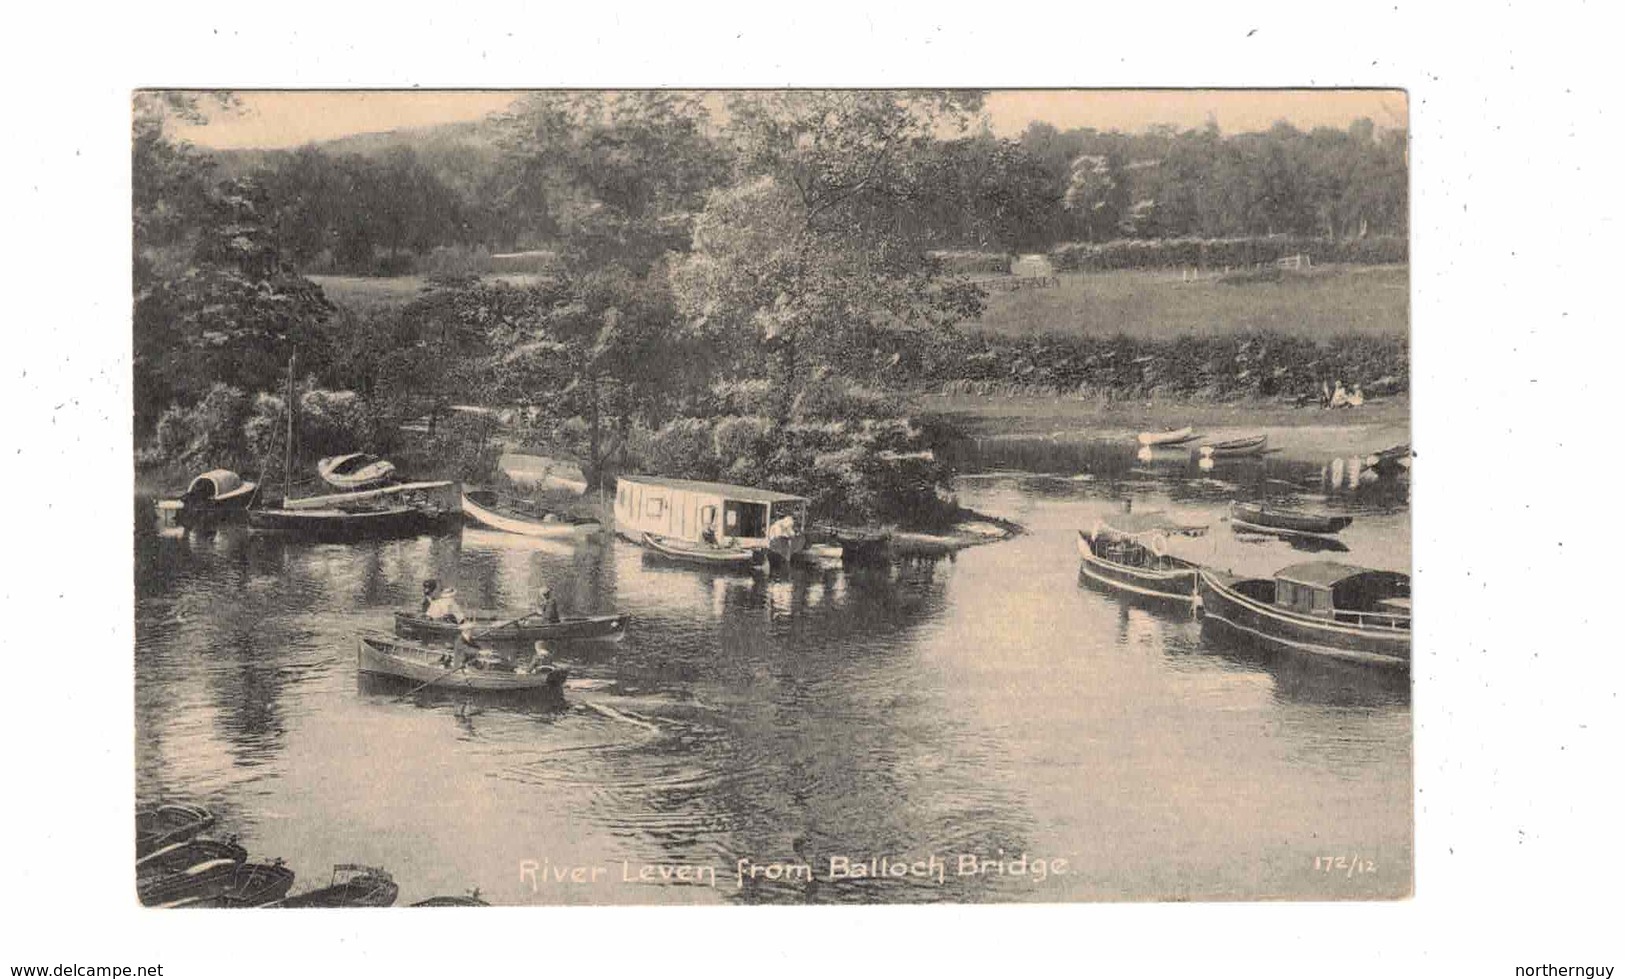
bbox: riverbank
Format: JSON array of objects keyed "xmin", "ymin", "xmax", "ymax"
[
  {"xmin": 918, "ymin": 392, "xmax": 1410, "ymax": 464},
  {"xmin": 889, "ymin": 508, "xmax": 1024, "ymax": 558}
]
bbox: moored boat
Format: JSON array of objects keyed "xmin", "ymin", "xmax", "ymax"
[
  {"xmin": 145, "ymin": 860, "xmax": 296, "ymax": 908},
  {"xmin": 248, "ymin": 504, "xmax": 456, "ymax": 541},
  {"xmin": 154, "ymin": 470, "xmax": 259, "ymax": 527},
  {"xmin": 615, "ymin": 476, "xmax": 807, "ymax": 561},
  {"xmin": 641, "ymin": 532, "xmax": 764, "ymax": 570},
  {"xmin": 392, "ymin": 610, "xmax": 628, "ymax": 644},
  {"xmin": 1076, "ymin": 514, "xmax": 1208, "ymax": 604},
  {"xmin": 137, "ymin": 838, "xmax": 247, "ymax": 882},
  {"xmin": 277, "ymin": 865, "xmax": 398, "ymax": 908},
  {"xmin": 317, "ymin": 452, "xmax": 397, "ymax": 491},
  {"xmin": 1230, "ymin": 501, "xmax": 1353, "ymax": 536},
  {"xmin": 1197, "ymin": 562, "xmax": 1411, "ymax": 668},
  {"xmin": 1137, "ymin": 426, "xmax": 1200, "ymax": 447},
  {"xmin": 357, "ymin": 633, "xmax": 569, "ymax": 693},
  {"xmin": 1200, "ymin": 434, "xmax": 1269, "ymax": 458},
  {"xmin": 821, "ymin": 526, "xmax": 893, "ymax": 564},
  {"xmin": 1365, "ymin": 443, "xmax": 1412, "ymax": 473},
  {"xmin": 461, "ymin": 489, "xmax": 602, "ymax": 538},
  {"xmin": 136, "ymin": 803, "xmax": 216, "ymax": 858},
  {"xmin": 412, "ymin": 891, "xmax": 488, "ymax": 907}
]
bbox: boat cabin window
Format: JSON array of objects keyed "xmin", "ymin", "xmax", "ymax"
[
  {"xmin": 644, "ymin": 496, "xmax": 666, "ymax": 518},
  {"xmin": 724, "ymin": 500, "xmax": 768, "ymax": 538},
  {"xmin": 617, "ymin": 485, "xmax": 628, "ymax": 507},
  {"xmin": 1276, "ymin": 581, "xmax": 1333, "ymax": 615}
]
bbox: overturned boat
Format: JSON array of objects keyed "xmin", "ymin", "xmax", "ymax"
[{"xmin": 317, "ymin": 452, "xmax": 397, "ymax": 491}]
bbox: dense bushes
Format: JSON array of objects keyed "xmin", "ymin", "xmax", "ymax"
[{"xmin": 1049, "ymin": 236, "xmax": 1407, "ymax": 272}]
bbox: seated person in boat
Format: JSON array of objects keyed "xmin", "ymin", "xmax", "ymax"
[
  {"xmin": 534, "ymin": 586, "xmax": 562, "ymax": 624},
  {"xmin": 420, "ymin": 579, "xmax": 439, "ymax": 613},
  {"xmin": 426, "ymin": 585, "xmax": 468, "ymax": 624},
  {"xmin": 769, "ymin": 513, "xmax": 798, "ymax": 540}
]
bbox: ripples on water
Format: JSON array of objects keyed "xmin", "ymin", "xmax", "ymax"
[{"xmin": 135, "ymin": 457, "xmax": 1410, "ymax": 904}]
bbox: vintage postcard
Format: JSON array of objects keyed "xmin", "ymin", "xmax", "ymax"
[{"xmin": 133, "ymin": 88, "xmax": 1411, "ymax": 907}]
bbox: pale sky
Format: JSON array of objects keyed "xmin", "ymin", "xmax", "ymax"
[{"xmin": 168, "ymin": 89, "xmax": 1406, "ymax": 150}]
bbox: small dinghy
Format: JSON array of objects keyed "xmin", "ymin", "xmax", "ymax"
[
  {"xmin": 461, "ymin": 489, "xmax": 602, "ymax": 538},
  {"xmin": 137, "ymin": 838, "xmax": 247, "ymax": 883},
  {"xmin": 145, "ymin": 860, "xmax": 296, "ymax": 908},
  {"xmin": 393, "ymin": 610, "xmax": 628, "ymax": 644},
  {"xmin": 277, "ymin": 864, "xmax": 399, "ymax": 908},
  {"xmin": 641, "ymin": 532, "xmax": 763, "ymax": 570},
  {"xmin": 136, "ymin": 803, "xmax": 216, "ymax": 858},
  {"xmin": 317, "ymin": 452, "xmax": 397, "ymax": 491},
  {"xmin": 1200, "ymin": 434, "xmax": 1269, "ymax": 458},
  {"xmin": 358, "ymin": 633, "xmax": 569, "ymax": 694},
  {"xmin": 1137, "ymin": 426, "xmax": 1201, "ymax": 447},
  {"xmin": 821, "ymin": 527, "xmax": 893, "ymax": 564},
  {"xmin": 1230, "ymin": 501, "xmax": 1353, "ymax": 536}
]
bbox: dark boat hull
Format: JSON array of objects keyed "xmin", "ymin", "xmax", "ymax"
[
  {"xmin": 1231, "ymin": 502, "xmax": 1352, "ymax": 535},
  {"xmin": 393, "ymin": 611, "xmax": 628, "ymax": 644},
  {"xmin": 248, "ymin": 506, "xmax": 456, "ymax": 541},
  {"xmin": 279, "ymin": 876, "xmax": 399, "ymax": 908},
  {"xmin": 136, "ymin": 804, "xmax": 216, "ymax": 858},
  {"xmin": 1076, "ymin": 532, "xmax": 1198, "ymax": 603},
  {"xmin": 826, "ymin": 528, "xmax": 893, "ymax": 564},
  {"xmin": 1197, "ymin": 569, "xmax": 1410, "ymax": 668},
  {"xmin": 137, "ymin": 839, "xmax": 247, "ymax": 882},
  {"xmin": 358, "ymin": 635, "xmax": 569, "ymax": 693},
  {"xmin": 144, "ymin": 862, "xmax": 296, "ymax": 908}
]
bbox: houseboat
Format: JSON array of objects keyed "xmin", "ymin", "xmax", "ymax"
[
  {"xmin": 1196, "ymin": 561, "xmax": 1411, "ymax": 668},
  {"xmin": 613, "ymin": 475, "xmax": 808, "ymax": 563}
]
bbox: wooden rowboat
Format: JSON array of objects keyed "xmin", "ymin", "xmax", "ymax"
[
  {"xmin": 1137, "ymin": 426, "xmax": 1201, "ymax": 447},
  {"xmin": 1230, "ymin": 501, "xmax": 1353, "ymax": 536},
  {"xmin": 393, "ymin": 610, "xmax": 628, "ymax": 644},
  {"xmin": 248, "ymin": 504, "xmax": 456, "ymax": 541},
  {"xmin": 1200, "ymin": 434, "xmax": 1269, "ymax": 458},
  {"xmin": 412, "ymin": 891, "xmax": 489, "ymax": 907},
  {"xmin": 357, "ymin": 633, "xmax": 569, "ymax": 693},
  {"xmin": 137, "ymin": 838, "xmax": 247, "ymax": 882},
  {"xmin": 461, "ymin": 489, "xmax": 602, "ymax": 538},
  {"xmin": 277, "ymin": 865, "xmax": 399, "ymax": 908},
  {"xmin": 317, "ymin": 452, "xmax": 397, "ymax": 490},
  {"xmin": 641, "ymin": 532, "xmax": 763, "ymax": 570},
  {"xmin": 145, "ymin": 860, "xmax": 296, "ymax": 908},
  {"xmin": 821, "ymin": 527, "xmax": 893, "ymax": 563},
  {"xmin": 136, "ymin": 803, "xmax": 216, "ymax": 858}
]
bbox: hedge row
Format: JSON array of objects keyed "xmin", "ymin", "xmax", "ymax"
[{"xmin": 1049, "ymin": 236, "xmax": 1408, "ymax": 272}]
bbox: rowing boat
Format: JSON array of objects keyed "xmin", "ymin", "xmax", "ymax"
[
  {"xmin": 277, "ymin": 865, "xmax": 399, "ymax": 908},
  {"xmin": 461, "ymin": 489, "xmax": 602, "ymax": 538},
  {"xmin": 145, "ymin": 860, "xmax": 296, "ymax": 908},
  {"xmin": 137, "ymin": 838, "xmax": 247, "ymax": 882},
  {"xmin": 641, "ymin": 532, "xmax": 763, "ymax": 570},
  {"xmin": 392, "ymin": 610, "xmax": 628, "ymax": 643},
  {"xmin": 317, "ymin": 452, "xmax": 397, "ymax": 490},
  {"xmin": 357, "ymin": 633, "xmax": 569, "ymax": 693},
  {"xmin": 248, "ymin": 504, "xmax": 457, "ymax": 541},
  {"xmin": 1200, "ymin": 434, "xmax": 1269, "ymax": 458},
  {"xmin": 1076, "ymin": 514, "xmax": 1208, "ymax": 604},
  {"xmin": 1197, "ymin": 562, "xmax": 1411, "ymax": 668},
  {"xmin": 1230, "ymin": 501, "xmax": 1353, "ymax": 535},
  {"xmin": 136, "ymin": 803, "xmax": 216, "ymax": 858},
  {"xmin": 412, "ymin": 892, "xmax": 489, "ymax": 907},
  {"xmin": 1137, "ymin": 426, "xmax": 1200, "ymax": 447},
  {"xmin": 820, "ymin": 527, "xmax": 893, "ymax": 563}
]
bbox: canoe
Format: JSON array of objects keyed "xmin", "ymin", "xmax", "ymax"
[
  {"xmin": 145, "ymin": 861, "xmax": 296, "ymax": 909},
  {"xmin": 1197, "ymin": 564, "xmax": 1411, "ymax": 668},
  {"xmin": 136, "ymin": 803, "xmax": 215, "ymax": 858},
  {"xmin": 1076, "ymin": 514, "xmax": 1208, "ymax": 604},
  {"xmin": 248, "ymin": 504, "xmax": 456, "ymax": 541},
  {"xmin": 357, "ymin": 633, "xmax": 569, "ymax": 693},
  {"xmin": 1230, "ymin": 501, "xmax": 1353, "ymax": 535},
  {"xmin": 1200, "ymin": 434, "xmax": 1269, "ymax": 458},
  {"xmin": 393, "ymin": 610, "xmax": 628, "ymax": 644},
  {"xmin": 1137, "ymin": 426, "xmax": 1200, "ymax": 447},
  {"xmin": 277, "ymin": 865, "xmax": 398, "ymax": 908},
  {"xmin": 461, "ymin": 489, "xmax": 602, "ymax": 538},
  {"xmin": 641, "ymin": 532, "xmax": 763, "ymax": 570},
  {"xmin": 317, "ymin": 452, "xmax": 397, "ymax": 490},
  {"xmin": 137, "ymin": 838, "xmax": 247, "ymax": 882}
]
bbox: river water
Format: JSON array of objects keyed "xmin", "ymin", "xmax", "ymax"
[{"xmin": 134, "ymin": 448, "xmax": 1411, "ymax": 904}]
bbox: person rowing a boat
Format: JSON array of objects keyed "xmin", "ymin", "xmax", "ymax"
[{"xmin": 534, "ymin": 585, "xmax": 562, "ymax": 625}]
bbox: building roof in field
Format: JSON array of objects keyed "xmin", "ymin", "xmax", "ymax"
[{"xmin": 617, "ymin": 474, "xmax": 807, "ymax": 504}]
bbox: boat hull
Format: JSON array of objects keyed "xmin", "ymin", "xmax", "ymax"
[
  {"xmin": 145, "ymin": 862, "xmax": 296, "ymax": 908},
  {"xmin": 357, "ymin": 635, "xmax": 569, "ymax": 693},
  {"xmin": 136, "ymin": 804, "xmax": 216, "ymax": 858},
  {"xmin": 393, "ymin": 611, "xmax": 628, "ymax": 644},
  {"xmin": 1197, "ymin": 569, "xmax": 1410, "ymax": 668},
  {"xmin": 1137, "ymin": 427, "xmax": 1198, "ymax": 447},
  {"xmin": 1076, "ymin": 532, "xmax": 1198, "ymax": 603},
  {"xmin": 248, "ymin": 506, "xmax": 456, "ymax": 541},
  {"xmin": 1231, "ymin": 502, "xmax": 1352, "ymax": 535},
  {"xmin": 137, "ymin": 839, "xmax": 248, "ymax": 882},
  {"xmin": 1201, "ymin": 436, "xmax": 1269, "ymax": 458},
  {"xmin": 317, "ymin": 455, "xmax": 397, "ymax": 491},
  {"xmin": 641, "ymin": 532, "xmax": 763, "ymax": 570},
  {"xmin": 461, "ymin": 491, "xmax": 601, "ymax": 538},
  {"xmin": 279, "ymin": 874, "xmax": 399, "ymax": 908}
]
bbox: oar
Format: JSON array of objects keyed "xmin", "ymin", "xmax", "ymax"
[
  {"xmin": 395, "ymin": 661, "xmax": 467, "ymax": 701},
  {"xmin": 468, "ymin": 610, "xmax": 539, "ymax": 641}
]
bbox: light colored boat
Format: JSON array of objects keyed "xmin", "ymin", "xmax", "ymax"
[
  {"xmin": 1137, "ymin": 426, "xmax": 1199, "ymax": 447},
  {"xmin": 461, "ymin": 489, "xmax": 601, "ymax": 538},
  {"xmin": 357, "ymin": 633, "xmax": 568, "ymax": 693},
  {"xmin": 317, "ymin": 452, "xmax": 397, "ymax": 490},
  {"xmin": 1200, "ymin": 434, "xmax": 1269, "ymax": 458}
]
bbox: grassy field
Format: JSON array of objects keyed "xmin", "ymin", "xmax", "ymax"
[
  {"xmin": 310, "ymin": 273, "xmax": 546, "ymax": 314},
  {"xmin": 971, "ymin": 265, "xmax": 1409, "ymax": 339}
]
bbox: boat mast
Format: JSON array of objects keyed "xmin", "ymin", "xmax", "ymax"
[{"xmin": 285, "ymin": 352, "xmax": 296, "ymax": 499}]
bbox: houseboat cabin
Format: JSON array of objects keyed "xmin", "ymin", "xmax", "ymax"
[
  {"xmin": 614, "ymin": 476, "xmax": 809, "ymax": 556},
  {"xmin": 1272, "ymin": 562, "xmax": 1411, "ymax": 629}
]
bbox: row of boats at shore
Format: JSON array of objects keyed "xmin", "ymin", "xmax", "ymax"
[
  {"xmin": 136, "ymin": 803, "xmax": 484, "ymax": 908},
  {"xmin": 1077, "ymin": 499, "xmax": 1410, "ymax": 669}
]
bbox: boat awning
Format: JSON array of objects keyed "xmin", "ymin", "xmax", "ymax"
[
  {"xmin": 188, "ymin": 469, "xmax": 245, "ymax": 498},
  {"xmin": 1093, "ymin": 513, "xmax": 1208, "ymax": 538},
  {"xmin": 617, "ymin": 475, "xmax": 807, "ymax": 505},
  {"xmin": 1274, "ymin": 561, "xmax": 1385, "ymax": 588}
]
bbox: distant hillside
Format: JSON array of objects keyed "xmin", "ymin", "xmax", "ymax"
[{"xmin": 212, "ymin": 116, "xmax": 509, "ymax": 195}]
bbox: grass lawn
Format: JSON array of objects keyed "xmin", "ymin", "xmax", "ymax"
[{"xmin": 971, "ymin": 265, "xmax": 1409, "ymax": 340}]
